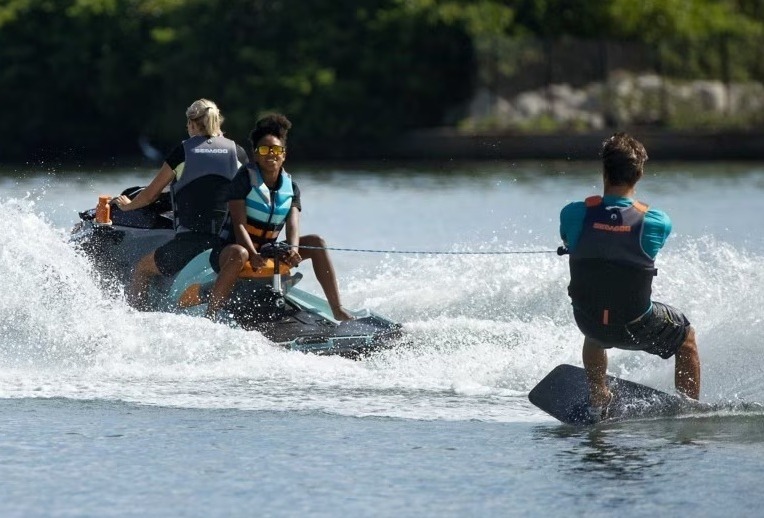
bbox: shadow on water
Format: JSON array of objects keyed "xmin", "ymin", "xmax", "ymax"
[
  {"xmin": 532, "ymin": 412, "xmax": 764, "ymax": 481},
  {"xmin": 535, "ymin": 426, "xmax": 668, "ymax": 484},
  {"xmin": 521, "ymin": 413, "xmax": 764, "ymax": 511}
]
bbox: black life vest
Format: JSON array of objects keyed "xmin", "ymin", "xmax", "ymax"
[
  {"xmin": 172, "ymin": 135, "xmax": 240, "ymax": 234},
  {"xmin": 568, "ymin": 195, "xmax": 657, "ymax": 326}
]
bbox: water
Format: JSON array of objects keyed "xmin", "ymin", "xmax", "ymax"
[{"xmin": 1, "ymin": 161, "xmax": 764, "ymax": 516}]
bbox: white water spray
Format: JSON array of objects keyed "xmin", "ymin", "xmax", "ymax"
[{"xmin": 1, "ymin": 195, "xmax": 762, "ymax": 421}]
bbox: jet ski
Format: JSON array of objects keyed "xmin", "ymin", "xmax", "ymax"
[{"xmin": 71, "ymin": 187, "xmax": 403, "ymax": 359}]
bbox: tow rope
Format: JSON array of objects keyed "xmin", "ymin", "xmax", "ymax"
[{"xmin": 292, "ymin": 245, "xmax": 570, "ymax": 256}]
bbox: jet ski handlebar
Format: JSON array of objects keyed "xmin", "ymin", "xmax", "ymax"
[
  {"xmin": 259, "ymin": 242, "xmax": 293, "ymax": 260},
  {"xmin": 258, "ymin": 242, "xmax": 294, "ymax": 294}
]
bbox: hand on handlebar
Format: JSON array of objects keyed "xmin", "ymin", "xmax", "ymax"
[
  {"xmin": 248, "ymin": 252, "xmax": 268, "ymax": 269},
  {"xmin": 285, "ymin": 248, "xmax": 302, "ymax": 267},
  {"xmin": 113, "ymin": 195, "xmax": 132, "ymax": 210}
]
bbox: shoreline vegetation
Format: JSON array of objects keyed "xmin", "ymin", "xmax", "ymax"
[{"xmin": 3, "ymin": 1, "xmax": 764, "ymax": 163}]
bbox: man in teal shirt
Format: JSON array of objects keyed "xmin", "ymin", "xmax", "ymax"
[{"xmin": 559, "ymin": 133, "xmax": 700, "ymax": 421}]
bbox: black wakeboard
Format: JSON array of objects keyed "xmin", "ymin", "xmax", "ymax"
[{"xmin": 529, "ymin": 364, "xmax": 694, "ymax": 425}]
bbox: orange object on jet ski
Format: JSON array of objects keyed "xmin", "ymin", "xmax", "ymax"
[
  {"xmin": 239, "ymin": 259, "xmax": 292, "ymax": 279},
  {"xmin": 177, "ymin": 260, "xmax": 293, "ymax": 308},
  {"xmin": 95, "ymin": 195, "xmax": 112, "ymax": 225}
]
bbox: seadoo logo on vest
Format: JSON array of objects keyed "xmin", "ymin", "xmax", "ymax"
[
  {"xmin": 191, "ymin": 148, "xmax": 229, "ymax": 154},
  {"xmin": 592, "ymin": 222, "xmax": 631, "ymax": 232}
]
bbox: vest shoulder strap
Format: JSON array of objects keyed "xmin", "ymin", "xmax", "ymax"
[
  {"xmin": 246, "ymin": 165, "xmax": 293, "ymax": 194},
  {"xmin": 632, "ymin": 200, "xmax": 649, "ymax": 213},
  {"xmin": 246, "ymin": 163, "xmax": 259, "ymax": 188},
  {"xmin": 585, "ymin": 195, "xmax": 602, "ymax": 207}
]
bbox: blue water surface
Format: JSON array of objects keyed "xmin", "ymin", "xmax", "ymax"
[{"xmin": 1, "ymin": 161, "xmax": 764, "ymax": 516}]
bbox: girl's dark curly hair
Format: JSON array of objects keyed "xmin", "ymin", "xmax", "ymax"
[{"xmin": 249, "ymin": 113, "xmax": 292, "ymax": 148}]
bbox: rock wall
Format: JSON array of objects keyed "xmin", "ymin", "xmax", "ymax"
[{"xmin": 464, "ymin": 72, "xmax": 764, "ymax": 132}]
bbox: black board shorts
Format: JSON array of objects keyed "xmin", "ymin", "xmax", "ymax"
[
  {"xmin": 154, "ymin": 232, "xmax": 220, "ymax": 277},
  {"xmin": 209, "ymin": 243, "xmax": 226, "ymax": 273},
  {"xmin": 574, "ymin": 302, "xmax": 691, "ymax": 359}
]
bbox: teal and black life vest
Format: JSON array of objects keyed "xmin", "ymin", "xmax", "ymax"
[
  {"xmin": 172, "ymin": 135, "xmax": 240, "ymax": 234},
  {"xmin": 220, "ymin": 165, "xmax": 294, "ymax": 250},
  {"xmin": 568, "ymin": 195, "xmax": 657, "ymax": 326}
]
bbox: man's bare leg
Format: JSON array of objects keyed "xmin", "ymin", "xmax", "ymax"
[
  {"xmin": 674, "ymin": 326, "xmax": 701, "ymax": 399},
  {"xmin": 583, "ymin": 338, "xmax": 611, "ymax": 408}
]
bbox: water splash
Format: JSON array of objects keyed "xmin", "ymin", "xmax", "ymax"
[
  {"xmin": 1, "ymin": 197, "xmax": 762, "ymax": 422},
  {"xmin": 344, "ymin": 235, "xmax": 764, "ymax": 409}
]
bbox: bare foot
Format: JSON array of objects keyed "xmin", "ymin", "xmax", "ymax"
[
  {"xmin": 589, "ymin": 387, "xmax": 613, "ymax": 410},
  {"xmin": 587, "ymin": 389, "xmax": 613, "ymax": 422},
  {"xmin": 331, "ymin": 305, "xmax": 355, "ymax": 321}
]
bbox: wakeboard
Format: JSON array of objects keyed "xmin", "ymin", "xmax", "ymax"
[{"xmin": 529, "ymin": 364, "xmax": 691, "ymax": 425}]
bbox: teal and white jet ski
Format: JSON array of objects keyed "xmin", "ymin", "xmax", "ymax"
[{"xmin": 71, "ymin": 187, "xmax": 403, "ymax": 358}]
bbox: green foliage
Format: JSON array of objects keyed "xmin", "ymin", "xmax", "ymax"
[
  {"xmin": 0, "ymin": 0, "xmax": 35, "ymax": 27},
  {"xmin": 609, "ymin": 0, "xmax": 764, "ymax": 41},
  {"xmin": 602, "ymin": 0, "xmax": 764, "ymax": 82},
  {"xmin": 2, "ymin": 0, "xmax": 764, "ymax": 160},
  {"xmin": 393, "ymin": 0, "xmax": 515, "ymax": 37},
  {"xmin": 510, "ymin": 0, "xmax": 610, "ymax": 38},
  {"xmin": 0, "ymin": 0, "xmax": 477, "ymax": 159}
]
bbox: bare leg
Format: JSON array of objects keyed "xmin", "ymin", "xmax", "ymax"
[
  {"xmin": 206, "ymin": 245, "xmax": 248, "ymax": 319},
  {"xmin": 128, "ymin": 251, "xmax": 161, "ymax": 310},
  {"xmin": 298, "ymin": 234, "xmax": 353, "ymax": 321},
  {"xmin": 674, "ymin": 326, "xmax": 701, "ymax": 399},
  {"xmin": 583, "ymin": 338, "xmax": 611, "ymax": 408}
]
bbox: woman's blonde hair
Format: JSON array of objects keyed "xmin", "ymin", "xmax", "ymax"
[{"xmin": 186, "ymin": 98, "xmax": 224, "ymax": 136}]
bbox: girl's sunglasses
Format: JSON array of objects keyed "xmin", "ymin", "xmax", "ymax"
[{"xmin": 256, "ymin": 145, "xmax": 286, "ymax": 156}]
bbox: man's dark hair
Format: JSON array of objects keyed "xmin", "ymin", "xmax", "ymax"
[
  {"xmin": 249, "ymin": 113, "xmax": 292, "ymax": 147},
  {"xmin": 600, "ymin": 132, "xmax": 648, "ymax": 186}
]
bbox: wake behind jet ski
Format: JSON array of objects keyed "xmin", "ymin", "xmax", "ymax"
[{"xmin": 71, "ymin": 187, "xmax": 403, "ymax": 359}]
